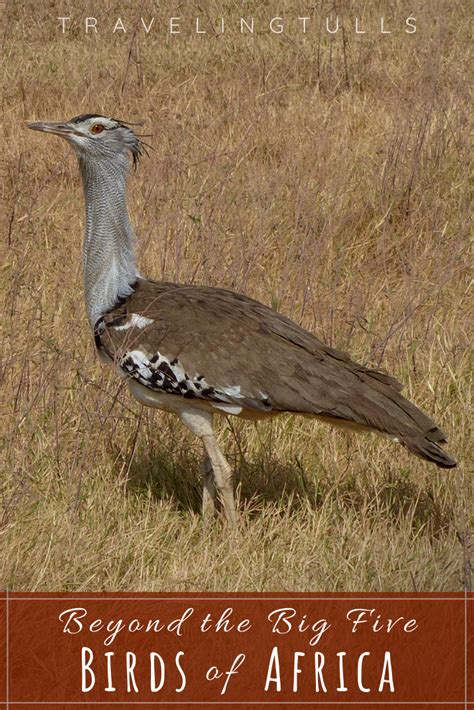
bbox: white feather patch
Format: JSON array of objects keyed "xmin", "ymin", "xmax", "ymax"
[
  {"xmin": 212, "ymin": 403, "xmax": 243, "ymax": 415},
  {"xmin": 222, "ymin": 384, "xmax": 243, "ymax": 398},
  {"xmin": 113, "ymin": 314, "xmax": 154, "ymax": 331}
]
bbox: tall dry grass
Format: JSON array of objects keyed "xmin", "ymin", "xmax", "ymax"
[{"xmin": 1, "ymin": 0, "xmax": 472, "ymax": 591}]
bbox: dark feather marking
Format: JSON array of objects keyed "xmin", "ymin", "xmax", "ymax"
[
  {"xmin": 93, "ymin": 317, "xmax": 105, "ymax": 349},
  {"xmin": 70, "ymin": 113, "xmax": 104, "ymax": 123}
]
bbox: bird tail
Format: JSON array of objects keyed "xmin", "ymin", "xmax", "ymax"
[
  {"xmin": 269, "ymin": 329, "xmax": 459, "ymax": 469},
  {"xmin": 331, "ymin": 365, "xmax": 458, "ymax": 469},
  {"xmin": 362, "ymin": 371, "xmax": 458, "ymax": 468},
  {"xmin": 399, "ymin": 433, "xmax": 457, "ymax": 468}
]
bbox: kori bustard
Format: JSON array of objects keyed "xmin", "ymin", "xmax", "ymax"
[{"xmin": 28, "ymin": 114, "xmax": 457, "ymax": 525}]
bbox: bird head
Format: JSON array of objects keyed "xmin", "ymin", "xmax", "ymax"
[{"xmin": 27, "ymin": 113, "xmax": 145, "ymax": 166}]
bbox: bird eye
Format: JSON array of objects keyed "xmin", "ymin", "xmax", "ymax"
[{"xmin": 91, "ymin": 124, "xmax": 105, "ymax": 134}]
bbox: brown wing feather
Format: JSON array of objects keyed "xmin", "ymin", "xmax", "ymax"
[{"xmin": 98, "ymin": 278, "xmax": 456, "ymax": 468}]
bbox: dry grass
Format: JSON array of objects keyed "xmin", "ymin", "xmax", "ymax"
[{"xmin": 2, "ymin": 0, "xmax": 472, "ymax": 591}]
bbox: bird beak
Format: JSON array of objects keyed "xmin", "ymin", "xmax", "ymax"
[{"xmin": 27, "ymin": 121, "xmax": 76, "ymax": 136}]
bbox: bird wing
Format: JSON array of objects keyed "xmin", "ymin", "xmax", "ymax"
[
  {"xmin": 96, "ymin": 279, "xmax": 278, "ymax": 414},
  {"xmin": 94, "ymin": 278, "xmax": 456, "ymax": 467},
  {"xmin": 96, "ymin": 278, "xmax": 399, "ymax": 412}
]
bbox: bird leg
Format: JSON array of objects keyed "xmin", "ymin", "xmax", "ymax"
[
  {"xmin": 179, "ymin": 409, "xmax": 238, "ymax": 526},
  {"xmin": 201, "ymin": 434, "xmax": 238, "ymax": 526},
  {"xmin": 201, "ymin": 453, "xmax": 217, "ymax": 520}
]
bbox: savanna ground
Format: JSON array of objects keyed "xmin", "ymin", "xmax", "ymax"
[{"xmin": 1, "ymin": 1, "xmax": 472, "ymax": 591}]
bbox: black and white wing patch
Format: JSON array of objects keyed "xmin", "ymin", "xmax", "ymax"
[
  {"xmin": 120, "ymin": 349, "xmax": 272, "ymax": 415},
  {"xmin": 95, "ymin": 311, "xmax": 272, "ymax": 415}
]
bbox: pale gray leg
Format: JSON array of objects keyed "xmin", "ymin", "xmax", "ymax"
[
  {"xmin": 202, "ymin": 434, "xmax": 238, "ymax": 526},
  {"xmin": 202, "ymin": 453, "xmax": 217, "ymax": 520},
  {"xmin": 178, "ymin": 409, "xmax": 238, "ymax": 526}
]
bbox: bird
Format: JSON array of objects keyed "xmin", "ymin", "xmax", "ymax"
[{"xmin": 28, "ymin": 114, "xmax": 457, "ymax": 525}]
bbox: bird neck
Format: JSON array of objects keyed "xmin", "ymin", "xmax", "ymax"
[{"xmin": 79, "ymin": 154, "xmax": 138, "ymax": 327}]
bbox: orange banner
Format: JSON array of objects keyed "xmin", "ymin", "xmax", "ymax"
[{"xmin": 1, "ymin": 592, "xmax": 472, "ymax": 707}]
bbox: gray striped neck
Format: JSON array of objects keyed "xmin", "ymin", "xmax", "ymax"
[{"xmin": 79, "ymin": 153, "xmax": 138, "ymax": 327}]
